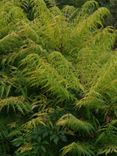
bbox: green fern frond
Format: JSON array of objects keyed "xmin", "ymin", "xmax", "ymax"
[
  {"xmin": 95, "ymin": 120, "xmax": 117, "ymax": 155},
  {"xmin": 97, "ymin": 145, "xmax": 117, "ymax": 155},
  {"xmin": 0, "ymin": 32, "xmax": 23, "ymax": 54},
  {"xmin": 88, "ymin": 27, "xmax": 116, "ymax": 51},
  {"xmin": 0, "ymin": 74, "xmax": 13, "ymax": 98},
  {"xmin": 20, "ymin": 53, "xmax": 40, "ymax": 70},
  {"xmin": 22, "ymin": 113, "xmax": 47, "ymax": 129},
  {"xmin": 1, "ymin": 40, "xmax": 45, "ymax": 66},
  {"xmin": 0, "ymin": 96, "xmax": 31, "ymax": 114},
  {"xmin": 67, "ymin": 7, "xmax": 111, "ymax": 60},
  {"xmin": 61, "ymin": 142, "xmax": 94, "ymax": 156},
  {"xmin": 8, "ymin": 6, "xmax": 27, "ymax": 23},
  {"xmin": 74, "ymin": 0, "xmax": 99, "ymax": 22},
  {"xmin": 50, "ymin": 6, "xmax": 62, "ymax": 16},
  {"xmin": 42, "ymin": 15, "xmax": 70, "ymax": 50},
  {"xmin": 17, "ymin": 143, "xmax": 32, "ymax": 154},
  {"xmin": 48, "ymin": 51, "xmax": 84, "ymax": 92},
  {"xmin": 20, "ymin": 0, "xmax": 52, "ymax": 24},
  {"xmin": 96, "ymin": 120, "xmax": 117, "ymax": 144},
  {"xmin": 83, "ymin": 7, "xmax": 110, "ymax": 28},
  {"xmin": 76, "ymin": 27, "xmax": 116, "ymax": 89},
  {"xmin": 21, "ymin": 54, "xmax": 74, "ymax": 102},
  {"xmin": 30, "ymin": 0, "xmax": 51, "ymax": 20},
  {"xmin": 76, "ymin": 53, "xmax": 117, "ymax": 110},
  {"xmin": 16, "ymin": 21, "xmax": 40, "ymax": 43},
  {"xmin": 76, "ymin": 92, "xmax": 107, "ymax": 110},
  {"xmin": 75, "ymin": 7, "xmax": 110, "ymax": 37},
  {"xmin": 57, "ymin": 113, "xmax": 94, "ymax": 134},
  {"xmin": 62, "ymin": 5, "xmax": 76, "ymax": 18}
]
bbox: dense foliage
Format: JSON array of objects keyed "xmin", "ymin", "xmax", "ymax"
[{"xmin": 0, "ymin": 0, "xmax": 117, "ymax": 156}]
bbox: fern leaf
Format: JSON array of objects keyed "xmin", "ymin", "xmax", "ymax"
[
  {"xmin": 57, "ymin": 114, "xmax": 94, "ymax": 134},
  {"xmin": 74, "ymin": 0, "xmax": 99, "ymax": 22},
  {"xmin": 22, "ymin": 113, "xmax": 47, "ymax": 129},
  {"xmin": 48, "ymin": 51, "xmax": 84, "ymax": 92},
  {"xmin": 76, "ymin": 53, "xmax": 117, "ymax": 111},
  {"xmin": 62, "ymin": 5, "xmax": 76, "ymax": 19},
  {"xmin": 21, "ymin": 54, "xmax": 74, "ymax": 102},
  {"xmin": 97, "ymin": 145, "xmax": 117, "ymax": 155},
  {"xmin": 61, "ymin": 142, "xmax": 95, "ymax": 156},
  {"xmin": 0, "ymin": 96, "xmax": 31, "ymax": 114},
  {"xmin": 77, "ymin": 27, "xmax": 116, "ymax": 89},
  {"xmin": 17, "ymin": 143, "xmax": 32, "ymax": 153},
  {"xmin": 0, "ymin": 32, "xmax": 23, "ymax": 54}
]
